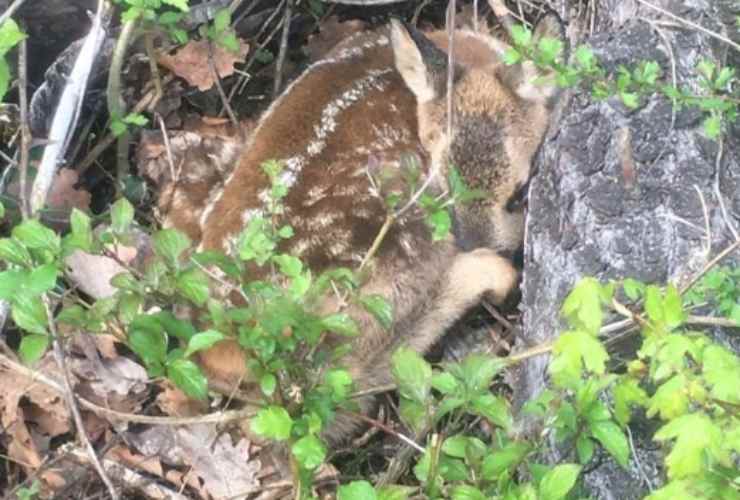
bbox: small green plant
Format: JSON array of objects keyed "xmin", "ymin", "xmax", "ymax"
[
  {"xmin": 505, "ymin": 23, "xmax": 738, "ymax": 139},
  {"xmin": 0, "ymin": 18, "xmax": 26, "ymax": 102},
  {"xmin": 16, "ymin": 480, "xmax": 41, "ymax": 500},
  {"xmin": 200, "ymin": 8, "xmax": 240, "ymax": 53}
]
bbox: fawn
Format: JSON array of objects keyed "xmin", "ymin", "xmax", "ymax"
[{"xmin": 152, "ymin": 0, "xmax": 565, "ymax": 444}]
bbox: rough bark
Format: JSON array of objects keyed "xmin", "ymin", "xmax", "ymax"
[{"xmin": 516, "ymin": 0, "xmax": 739, "ymax": 497}]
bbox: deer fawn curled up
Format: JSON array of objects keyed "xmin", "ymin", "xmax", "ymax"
[{"xmin": 157, "ymin": 1, "xmax": 565, "ymax": 444}]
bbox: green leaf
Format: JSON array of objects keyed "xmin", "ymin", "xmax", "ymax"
[
  {"xmin": 321, "ymin": 313, "xmax": 360, "ymax": 337},
  {"xmin": 110, "ymin": 118, "xmax": 127, "ymax": 137},
  {"xmin": 398, "ymin": 397, "xmax": 427, "ymax": 433},
  {"xmin": 647, "ymin": 374, "xmax": 688, "ymax": 420},
  {"xmin": 590, "ymin": 420, "xmax": 630, "ymax": 467},
  {"xmin": 56, "ymin": 304, "xmax": 87, "ymax": 327},
  {"xmin": 702, "ymin": 344, "xmax": 740, "ymax": 404},
  {"xmin": 67, "ymin": 208, "xmax": 94, "ymax": 252},
  {"xmin": 128, "ymin": 314, "xmax": 168, "ymax": 368},
  {"xmin": 184, "ymin": 329, "xmax": 225, "ymax": 358},
  {"xmin": 391, "ymin": 348, "xmax": 432, "ymax": 404},
  {"xmin": 123, "ymin": 112, "xmax": 148, "ymax": 127},
  {"xmin": 620, "ymin": 92, "xmax": 639, "ymax": 109},
  {"xmin": 162, "ymin": 0, "xmax": 190, "ymax": 12},
  {"xmin": 510, "ymin": 24, "xmax": 532, "ymax": 47},
  {"xmin": 260, "ymin": 373, "xmax": 276, "ymax": 396},
  {"xmin": 213, "ymin": 9, "xmax": 231, "ymax": 33},
  {"xmin": 0, "ymin": 269, "xmax": 24, "ymax": 300},
  {"xmin": 358, "ymin": 294, "xmax": 393, "ymax": 330},
  {"xmin": 703, "ymin": 114, "xmax": 721, "ymax": 139},
  {"xmin": 574, "ymin": 45, "xmax": 595, "ymax": 69},
  {"xmin": 576, "ymin": 435, "xmax": 595, "ymax": 464},
  {"xmin": 158, "ymin": 11, "xmax": 184, "ymax": 25},
  {"xmin": 191, "ymin": 250, "xmax": 241, "ymax": 278},
  {"xmin": 654, "ymin": 413, "xmax": 722, "ymax": 479},
  {"xmin": 458, "ymin": 354, "xmax": 506, "ymax": 392},
  {"xmin": 25, "ymin": 264, "xmax": 58, "ymax": 295},
  {"xmin": 442, "ymin": 435, "xmax": 471, "ymax": 459},
  {"xmin": 251, "ymin": 406, "xmax": 293, "ymax": 441},
  {"xmin": 176, "ymin": 267, "xmax": 210, "ymax": 305},
  {"xmin": 612, "ymin": 376, "xmax": 648, "ymax": 426},
  {"xmin": 325, "ymin": 368, "xmax": 353, "ymax": 401},
  {"xmin": 0, "ymin": 19, "xmax": 26, "ymax": 56},
  {"xmin": 273, "ymin": 254, "xmax": 303, "ymax": 277},
  {"xmin": 0, "ymin": 237, "xmax": 31, "ymax": 266},
  {"xmin": 338, "ymin": 481, "xmax": 377, "ymax": 500},
  {"xmin": 237, "ymin": 216, "xmax": 275, "ymax": 265},
  {"xmin": 19, "ymin": 334, "xmax": 49, "ymax": 364},
  {"xmin": 550, "ymin": 329, "xmax": 609, "ymax": 388},
  {"xmin": 622, "ymin": 278, "xmax": 644, "ymax": 301},
  {"xmin": 12, "ymin": 295, "xmax": 48, "ymax": 335},
  {"xmin": 539, "ymin": 464, "xmax": 582, "ymax": 500},
  {"xmin": 110, "ymin": 198, "xmax": 135, "ymax": 234},
  {"xmin": 537, "ymin": 37, "xmax": 563, "ymax": 64},
  {"xmin": 291, "ymin": 435, "xmax": 326, "ymax": 470},
  {"xmin": 471, "ymin": 393, "xmax": 512, "ymax": 430},
  {"xmin": 431, "ymin": 372, "xmax": 459, "ymax": 394},
  {"xmin": 426, "ymin": 209, "xmax": 451, "ymax": 241},
  {"xmin": 561, "ymin": 277, "xmax": 604, "ymax": 334},
  {"xmin": 481, "ymin": 441, "xmax": 530, "ymax": 479},
  {"xmin": 662, "ymin": 285, "xmax": 685, "ymax": 328},
  {"xmin": 377, "ymin": 485, "xmax": 414, "ymax": 500},
  {"xmin": 218, "ymin": 32, "xmax": 241, "ymax": 53},
  {"xmin": 153, "ymin": 228, "xmax": 191, "ymax": 266},
  {"xmin": 167, "ymin": 358, "xmax": 208, "ymax": 400},
  {"xmin": 12, "ymin": 219, "xmax": 60, "ymax": 253},
  {"xmin": 450, "ymin": 485, "xmax": 486, "ymax": 500},
  {"xmin": 110, "ymin": 272, "xmax": 139, "ymax": 292},
  {"xmin": 0, "ymin": 57, "xmax": 9, "ymax": 102}
]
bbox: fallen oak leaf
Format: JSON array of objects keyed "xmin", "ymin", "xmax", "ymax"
[{"xmin": 158, "ymin": 39, "xmax": 249, "ymax": 91}]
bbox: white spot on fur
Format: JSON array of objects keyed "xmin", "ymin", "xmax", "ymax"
[
  {"xmin": 241, "ymin": 208, "xmax": 263, "ymax": 224},
  {"xmin": 305, "ymin": 69, "xmax": 392, "ymax": 159}
]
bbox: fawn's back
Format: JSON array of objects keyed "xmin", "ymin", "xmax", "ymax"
[{"xmin": 154, "ymin": 3, "xmax": 565, "ymax": 441}]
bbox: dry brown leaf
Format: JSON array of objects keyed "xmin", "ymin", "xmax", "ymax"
[
  {"xmin": 45, "ymin": 168, "xmax": 91, "ymax": 214},
  {"xmin": 127, "ymin": 424, "xmax": 260, "ymax": 498},
  {"xmin": 156, "ymin": 380, "xmax": 207, "ymax": 417},
  {"xmin": 0, "ymin": 355, "xmax": 71, "ymax": 436},
  {"xmin": 158, "ymin": 39, "xmax": 249, "ymax": 91},
  {"xmin": 176, "ymin": 424, "xmax": 260, "ymax": 499},
  {"xmin": 109, "ymin": 445, "xmax": 164, "ymax": 477},
  {"xmin": 64, "ymin": 230, "xmax": 150, "ymax": 301}
]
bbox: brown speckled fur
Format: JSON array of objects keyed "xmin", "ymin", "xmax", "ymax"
[{"xmin": 157, "ymin": 3, "xmax": 564, "ymax": 445}]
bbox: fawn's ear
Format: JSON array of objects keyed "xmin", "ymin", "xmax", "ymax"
[
  {"xmin": 389, "ymin": 19, "xmax": 454, "ymax": 103},
  {"xmin": 498, "ymin": 10, "xmax": 567, "ymax": 107}
]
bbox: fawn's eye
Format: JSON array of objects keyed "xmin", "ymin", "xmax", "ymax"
[{"xmin": 505, "ymin": 181, "xmax": 530, "ymax": 212}]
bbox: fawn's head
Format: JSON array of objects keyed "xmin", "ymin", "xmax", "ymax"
[{"xmin": 389, "ymin": 9, "xmax": 565, "ymax": 256}]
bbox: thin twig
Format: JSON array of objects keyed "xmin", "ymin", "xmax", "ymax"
[
  {"xmin": 44, "ymin": 299, "xmax": 119, "ymax": 500},
  {"xmin": 359, "ymin": 214, "xmax": 394, "ymax": 271},
  {"xmin": 209, "ymin": 40, "xmax": 239, "ymax": 128},
  {"xmin": 17, "ymin": 31, "xmax": 29, "ymax": 219},
  {"xmin": 108, "ymin": 18, "xmax": 138, "ymax": 197},
  {"xmin": 0, "ymin": 351, "xmax": 259, "ymax": 425},
  {"xmin": 679, "ymin": 239, "xmax": 740, "ymax": 294},
  {"xmin": 0, "ymin": 0, "xmax": 29, "ymax": 27},
  {"xmin": 341, "ymin": 410, "xmax": 426, "ymax": 453},
  {"xmin": 635, "ymin": 0, "xmax": 740, "ymax": 52},
  {"xmin": 272, "ymin": 0, "xmax": 293, "ymax": 98}
]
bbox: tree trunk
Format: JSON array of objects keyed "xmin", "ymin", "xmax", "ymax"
[{"xmin": 515, "ymin": 0, "xmax": 739, "ymax": 497}]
